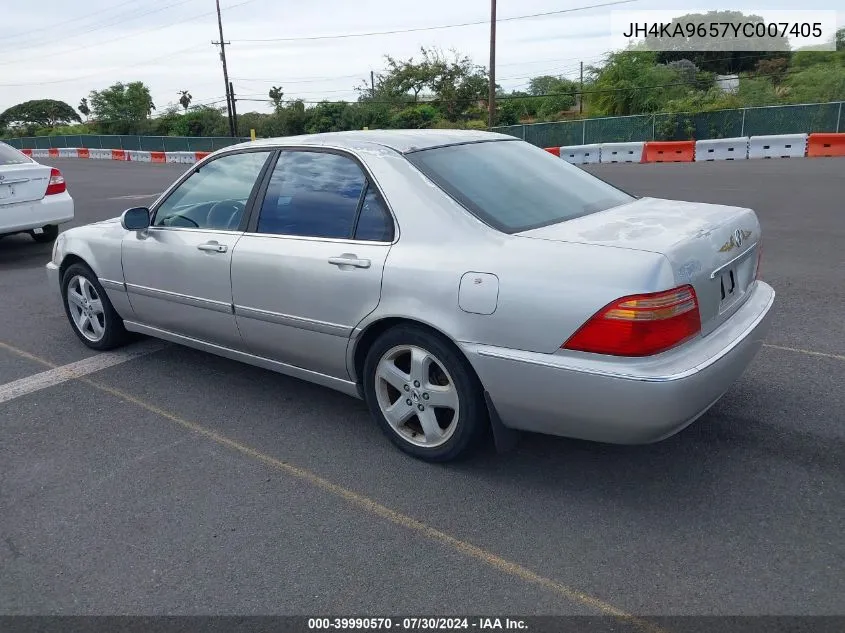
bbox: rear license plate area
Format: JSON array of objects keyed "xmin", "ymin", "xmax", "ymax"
[{"xmin": 718, "ymin": 267, "xmax": 740, "ymax": 310}]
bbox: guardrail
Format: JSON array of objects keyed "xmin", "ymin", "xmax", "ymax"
[{"xmin": 545, "ymin": 133, "xmax": 845, "ymax": 164}]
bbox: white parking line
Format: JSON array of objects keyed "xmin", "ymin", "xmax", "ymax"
[
  {"xmin": 0, "ymin": 340, "xmax": 167, "ymax": 405},
  {"xmin": 763, "ymin": 344, "xmax": 845, "ymax": 362},
  {"xmin": 107, "ymin": 193, "xmax": 161, "ymax": 200}
]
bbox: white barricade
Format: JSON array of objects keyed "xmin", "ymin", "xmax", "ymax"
[
  {"xmin": 58, "ymin": 148, "xmax": 78, "ymax": 158},
  {"xmin": 748, "ymin": 134, "xmax": 807, "ymax": 159},
  {"xmin": 695, "ymin": 137, "xmax": 749, "ymax": 161},
  {"xmin": 560, "ymin": 143, "xmax": 602, "ymax": 165},
  {"xmin": 31, "ymin": 149, "xmax": 49, "ymax": 158},
  {"xmin": 128, "ymin": 150, "xmax": 151, "ymax": 162},
  {"xmin": 89, "ymin": 148, "xmax": 113, "ymax": 160},
  {"xmin": 599, "ymin": 141, "xmax": 644, "ymax": 163},
  {"xmin": 165, "ymin": 151, "xmax": 195, "ymax": 164}
]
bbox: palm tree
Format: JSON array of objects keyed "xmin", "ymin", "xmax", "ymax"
[{"xmin": 178, "ymin": 90, "xmax": 192, "ymax": 112}]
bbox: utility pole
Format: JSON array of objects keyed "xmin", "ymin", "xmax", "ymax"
[
  {"xmin": 370, "ymin": 70, "xmax": 375, "ymax": 98},
  {"xmin": 488, "ymin": 0, "xmax": 496, "ymax": 129},
  {"xmin": 579, "ymin": 61, "xmax": 584, "ymax": 115},
  {"xmin": 229, "ymin": 81, "xmax": 238, "ymax": 136},
  {"xmin": 212, "ymin": 0, "xmax": 235, "ymax": 137}
]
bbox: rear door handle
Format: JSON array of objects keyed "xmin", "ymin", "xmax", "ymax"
[
  {"xmin": 328, "ymin": 254, "xmax": 371, "ymax": 269},
  {"xmin": 197, "ymin": 241, "xmax": 227, "ymax": 253}
]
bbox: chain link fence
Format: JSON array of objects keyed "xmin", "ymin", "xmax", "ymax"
[
  {"xmin": 2, "ymin": 135, "xmax": 250, "ymax": 152},
  {"xmin": 493, "ymin": 101, "xmax": 844, "ymax": 148}
]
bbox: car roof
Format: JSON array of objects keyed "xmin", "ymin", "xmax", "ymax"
[{"xmin": 228, "ymin": 129, "xmax": 520, "ymax": 154}]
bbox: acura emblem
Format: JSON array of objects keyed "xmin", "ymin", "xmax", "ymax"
[{"xmin": 718, "ymin": 229, "xmax": 752, "ymax": 253}]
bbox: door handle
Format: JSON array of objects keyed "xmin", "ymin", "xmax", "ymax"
[
  {"xmin": 328, "ymin": 254, "xmax": 371, "ymax": 269},
  {"xmin": 197, "ymin": 241, "xmax": 227, "ymax": 253}
]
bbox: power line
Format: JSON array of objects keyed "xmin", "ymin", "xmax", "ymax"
[
  {"xmin": 0, "ymin": 43, "xmax": 209, "ymax": 87},
  {"xmin": 0, "ymin": 0, "xmax": 262, "ymax": 68},
  {"xmin": 232, "ymin": 68, "xmax": 806, "ymax": 107},
  {"xmin": 0, "ymin": 0, "xmax": 140, "ymax": 44},
  {"xmin": 2, "ymin": 0, "xmax": 200, "ymax": 55},
  {"xmin": 229, "ymin": 0, "xmax": 638, "ymax": 43}
]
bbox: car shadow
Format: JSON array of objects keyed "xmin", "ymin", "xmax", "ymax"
[{"xmin": 0, "ymin": 234, "xmax": 53, "ymax": 271}]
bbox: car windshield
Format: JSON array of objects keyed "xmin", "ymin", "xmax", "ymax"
[
  {"xmin": 405, "ymin": 139, "xmax": 634, "ymax": 234},
  {"xmin": 0, "ymin": 142, "xmax": 32, "ymax": 166}
]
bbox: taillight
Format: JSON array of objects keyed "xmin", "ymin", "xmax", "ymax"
[
  {"xmin": 562, "ymin": 285, "xmax": 701, "ymax": 357},
  {"xmin": 45, "ymin": 168, "xmax": 66, "ymax": 195}
]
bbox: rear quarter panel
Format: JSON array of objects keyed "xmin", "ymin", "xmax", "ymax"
[{"xmin": 353, "ymin": 147, "xmax": 677, "ymax": 357}]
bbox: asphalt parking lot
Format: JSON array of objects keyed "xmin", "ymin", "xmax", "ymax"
[{"xmin": 1, "ymin": 157, "xmax": 843, "ymax": 619}]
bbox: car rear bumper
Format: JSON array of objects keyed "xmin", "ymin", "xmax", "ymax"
[
  {"xmin": 0, "ymin": 192, "xmax": 74, "ymax": 235},
  {"xmin": 460, "ymin": 280, "xmax": 775, "ymax": 444}
]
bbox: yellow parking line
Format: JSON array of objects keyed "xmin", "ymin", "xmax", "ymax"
[
  {"xmin": 0, "ymin": 339, "xmax": 664, "ymax": 633},
  {"xmin": 763, "ymin": 344, "xmax": 845, "ymax": 362}
]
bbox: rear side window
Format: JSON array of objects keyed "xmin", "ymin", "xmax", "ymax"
[
  {"xmin": 0, "ymin": 142, "xmax": 31, "ymax": 166},
  {"xmin": 256, "ymin": 150, "xmax": 393, "ymax": 242},
  {"xmin": 405, "ymin": 140, "xmax": 634, "ymax": 234}
]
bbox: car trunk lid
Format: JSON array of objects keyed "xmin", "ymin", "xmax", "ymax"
[
  {"xmin": 516, "ymin": 196, "xmax": 762, "ymax": 335},
  {"xmin": 0, "ymin": 163, "xmax": 52, "ymax": 206}
]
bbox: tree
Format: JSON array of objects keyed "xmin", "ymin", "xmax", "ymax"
[
  {"xmin": 178, "ymin": 90, "xmax": 193, "ymax": 112},
  {"xmin": 269, "ymin": 86, "xmax": 284, "ymax": 112},
  {"xmin": 651, "ymin": 11, "xmax": 789, "ymax": 74},
  {"xmin": 78, "ymin": 98, "xmax": 90, "ymax": 121},
  {"xmin": 588, "ymin": 51, "xmax": 688, "ymax": 116},
  {"xmin": 0, "ymin": 99, "xmax": 81, "ymax": 130},
  {"xmin": 88, "ymin": 81, "xmax": 155, "ymax": 133}
]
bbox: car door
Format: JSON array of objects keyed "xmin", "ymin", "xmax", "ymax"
[
  {"xmin": 122, "ymin": 149, "xmax": 274, "ymax": 349},
  {"xmin": 231, "ymin": 149, "xmax": 396, "ymax": 379}
]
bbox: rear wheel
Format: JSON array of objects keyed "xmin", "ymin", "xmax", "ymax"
[
  {"xmin": 30, "ymin": 224, "xmax": 59, "ymax": 243},
  {"xmin": 61, "ymin": 263, "xmax": 130, "ymax": 350},
  {"xmin": 363, "ymin": 325, "xmax": 487, "ymax": 462}
]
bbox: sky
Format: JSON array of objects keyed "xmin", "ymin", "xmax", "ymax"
[{"xmin": 1, "ymin": 0, "xmax": 841, "ymax": 116}]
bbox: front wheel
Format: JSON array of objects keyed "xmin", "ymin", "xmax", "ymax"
[
  {"xmin": 362, "ymin": 325, "xmax": 487, "ymax": 462},
  {"xmin": 61, "ymin": 263, "xmax": 130, "ymax": 350},
  {"xmin": 31, "ymin": 224, "xmax": 59, "ymax": 243}
]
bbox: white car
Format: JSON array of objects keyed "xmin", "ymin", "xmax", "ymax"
[{"xmin": 0, "ymin": 141, "xmax": 74, "ymax": 243}]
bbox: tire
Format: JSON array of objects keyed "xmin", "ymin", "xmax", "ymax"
[
  {"xmin": 61, "ymin": 263, "xmax": 130, "ymax": 350},
  {"xmin": 362, "ymin": 324, "xmax": 487, "ymax": 462},
  {"xmin": 31, "ymin": 225, "xmax": 59, "ymax": 243}
]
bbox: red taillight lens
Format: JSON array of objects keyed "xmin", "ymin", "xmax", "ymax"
[
  {"xmin": 562, "ymin": 285, "xmax": 701, "ymax": 357},
  {"xmin": 45, "ymin": 168, "xmax": 66, "ymax": 195}
]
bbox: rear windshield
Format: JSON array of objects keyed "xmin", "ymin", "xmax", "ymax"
[
  {"xmin": 0, "ymin": 142, "xmax": 32, "ymax": 166},
  {"xmin": 405, "ymin": 140, "xmax": 634, "ymax": 233}
]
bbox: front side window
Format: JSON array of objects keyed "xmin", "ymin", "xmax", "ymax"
[
  {"xmin": 153, "ymin": 151, "xmax": 272, "ymax": 230},
  {"xmin": 256, "ymin": 151, "xmax": 368, "ymax": 239},
  {"xmin": 405, "ymin": 140, "xmax": 634, "ymax": 234}
]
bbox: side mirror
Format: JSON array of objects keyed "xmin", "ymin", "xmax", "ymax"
[{"xmin": 121, "ymin": 207, "xmax": 151, "ymax": 231}]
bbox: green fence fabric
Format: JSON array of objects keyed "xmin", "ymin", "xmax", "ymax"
[
  {"xmin": 3, "ymin": 135, "xmax": 249, "ymax": 151},
  {"xmin": 493, "ymin": 101, "xmax": 844, "ymax": 147}
]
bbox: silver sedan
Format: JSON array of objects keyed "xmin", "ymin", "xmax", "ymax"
[{"xmin": 47, "ymin": 130, "xmax": 775, "ymax": 462}]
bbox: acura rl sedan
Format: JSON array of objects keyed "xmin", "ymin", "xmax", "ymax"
[{"xmin": 47, "ymin": 130, "xmax": 775, "ymax": 462}]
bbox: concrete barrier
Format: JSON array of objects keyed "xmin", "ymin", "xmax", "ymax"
[
  {"xmin": 748, "ymin": 134, "xmax": 807, "ymax": 159},
  {"xmin": 599, "ymin": 142, "xmax": 644, "ymax": 164},
  {"xmin": 58, "ymin": 148, "xmax": 78, "ymax": 158},
  {"xmin": 695, "ymin": 137, "xmax": 749, "ymax": 161},
  {"xmin": 560, "ymin": 144, "xmax": 602, "ymax": 165},
  {"xmin": 89, "ymin": 148, "xmax": 113, "ymax": 160}
]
